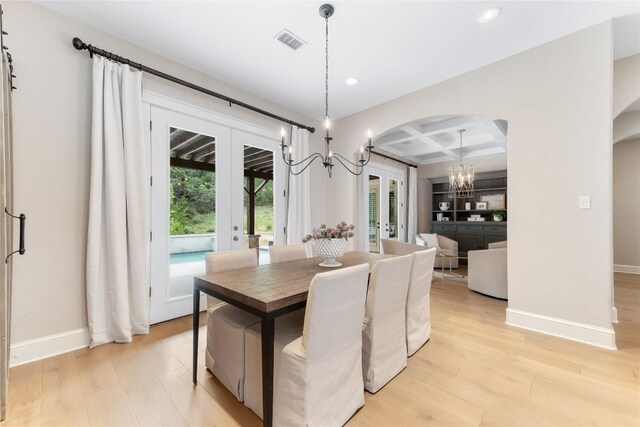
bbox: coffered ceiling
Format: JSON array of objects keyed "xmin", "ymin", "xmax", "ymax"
[{"xmin": 374, "ymin": 116, "xmax": 507, "ymax": 165}]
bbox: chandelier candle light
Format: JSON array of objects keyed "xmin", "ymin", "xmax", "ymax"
[
  {"xmin": 448, "ymin": 129, "xmax": 475, "ymax": 199},
  {"xmin": 280, "ymin": 4, "xmax": 373, "ymax": 177},
  {"xmin": 303, "ymin": 222, "xmax": 355, "ymax": 267}
]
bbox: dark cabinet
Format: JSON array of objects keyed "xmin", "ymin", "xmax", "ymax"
[
  {"xmin": 429, "ymin": 170, "xmax": 507, "ymax": 257},
  {"xmin": 457, "ymin": 233, "xmax": 482, "ymax": 254},
  {"xmin": 483, "ymin": 234, "xmax": 506, "ymax": 248}
]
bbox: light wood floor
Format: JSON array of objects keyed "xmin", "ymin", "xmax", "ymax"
[{"xmin": 2, "ymin": 272, "xmax": 639, "ymax": 427}]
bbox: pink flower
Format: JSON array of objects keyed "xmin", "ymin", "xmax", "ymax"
[
  {"xmin": 348, "ymin": 231, "xmax": 354, "ymax": 238},
  {"xmin": 349, "ymin": 224, "xmax": 355, "ymax": 230}
]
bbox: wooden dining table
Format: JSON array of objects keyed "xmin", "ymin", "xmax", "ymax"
[{"xmin": 192, "ymin": 251, "xmax": 391, "ymax": 427}]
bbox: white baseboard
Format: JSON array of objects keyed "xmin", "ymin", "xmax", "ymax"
[
  {"xmin": 10, "ymin": 328, "xmax": 90, "ymax": 367},
  {"xmin": 614, "ymin": 264, "xmax": 640, "ymax": 274},
  {"xmin": 506, "ymin": 308, "xmax": 616, "ymax": 350}
]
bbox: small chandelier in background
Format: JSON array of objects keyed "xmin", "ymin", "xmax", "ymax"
[
  {"xmin": 448, "ymin": 129, "xmax": 475, "ymax": 198},
  {"xmin": 279, "ymin": 3, "xmax": 373, "ymax": 178}
]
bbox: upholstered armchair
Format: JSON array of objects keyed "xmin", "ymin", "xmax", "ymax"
[
  {"xmin": 380, "ymin": 239, "xmax": 426, "ymax": 255},
  {"xmin": 467, "ymin": 241, "xmax": 507, "ymax": 299},
  {"xmin": 415, "ymin": 234, "xmax": 459, "ymax": 269}
]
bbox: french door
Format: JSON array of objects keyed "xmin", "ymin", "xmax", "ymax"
[
  {"xmin": 365, "ymin": 166, "xmax": 406, "ymax": 253},
  {"xmin": 149, "ymin": 106, "xmax": 284, "ymax": 324}
]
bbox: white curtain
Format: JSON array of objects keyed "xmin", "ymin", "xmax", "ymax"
[
  {"xmin": 407, "ymin": 167, "xmax": 417, "ymax": 243},
  {"xmin": 286, "ymin": 128, "xmax": 311, "ymax": 245},
  {"xmin": 86, "ymin": 56, "xmax": 149, "ymax": 347}
]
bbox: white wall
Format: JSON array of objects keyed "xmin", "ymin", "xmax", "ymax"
[
  {"xmin": 417, "ymin": 153, "xmax": 508, "ymax": 233},
  {"xmin": 613, "ymin": 138, "xmax": 640, "ymax": 271},
  {"xmin": 329, "ymin": 22, "xmax": 615, "ymax": 348},
  {"xmin": 5, "ymin": 2, "xmax": 326, "ymax": 351}
]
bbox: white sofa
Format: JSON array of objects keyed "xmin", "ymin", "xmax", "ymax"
[
  {"xmin": 467, "ymin": 241, "xmax": 507, "ymax": 299},
  {"xmin": 415, "ymin": 234, "xmax": 459, "ymax": 269}
]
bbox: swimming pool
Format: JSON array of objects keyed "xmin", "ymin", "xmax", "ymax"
[
  {"xmin": 170, "ymin": 248, "xmax": 270, "ymax": 265},
  {"xmin": 170, "ymin": 251, "xmax": 208, "ymax": 264}
]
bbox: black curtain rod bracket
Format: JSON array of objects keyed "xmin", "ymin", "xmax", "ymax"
[{"xmin": 72, "ymin": 37, "xmax": 315, "ymax": 134}]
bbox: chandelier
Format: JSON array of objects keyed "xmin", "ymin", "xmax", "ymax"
[
  {"xmin": 280, "ymin": 4, "xmax": 373, "ymax": 178},
  {"xmin": 448, "ymin": 129, "xmax": 475, "ymax": 198}
]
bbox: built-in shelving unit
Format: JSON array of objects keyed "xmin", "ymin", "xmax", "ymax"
[{"xmin": 429, "ymin": 170, "xmax": 507, "ymax": 257}]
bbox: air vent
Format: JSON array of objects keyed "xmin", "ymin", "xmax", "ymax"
[{"xmin": 274, "ymin": 29, "xmax": 306, "ymax": 50}]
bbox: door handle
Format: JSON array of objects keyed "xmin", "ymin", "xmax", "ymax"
[
  {"xmin": 5, "ymin": 207, "xmax": 25, "ymax": 263},
  {"xmin": 233, "ymin": 225, "xmax": 239, "ymax": 231},
  {"xmin": 233, "ymin": 236, "xmax": 239, "ymax": 241}
]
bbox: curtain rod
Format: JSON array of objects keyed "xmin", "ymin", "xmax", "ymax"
[
  {"xmin": 72, "ymin": 37, "xmax": 316, "ymax": 134},
  {"xmin": 369, "ymin": 149, "xmax": 418, "ymax": 169}
]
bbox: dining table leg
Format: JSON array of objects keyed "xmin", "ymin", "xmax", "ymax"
[
  {"xmin": 261, "ymin": 317, "xmax": 275, "ymax": 427},
  {"xmin": 192, "ymin": 288, "xmax": 200, "ymax": 384}
]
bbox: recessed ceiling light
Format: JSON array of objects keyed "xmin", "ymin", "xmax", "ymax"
[
  {"xmin": 345, "ymin": 77, "xmax": 359, "ymax": 85},
  {"xmin": 478, "ymin": 7, "xmax": 502, "ymax": 24}
]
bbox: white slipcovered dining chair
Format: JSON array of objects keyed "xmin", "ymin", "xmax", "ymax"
[
  {"xmin": 205, "ymin": 249, "xmax": 260, "ymax": 401},
  {"xmin": 245, "ymin": 264, "xmax": 370, "ymax": 425},
  {"xmin": 406, "ymin": 247, "xmax": 437, "ymax": 356},
  {"xmin": 362, "ymin": 254, "xmax": 413, "ymax": 393},
  {"xmin": 243, "ymin": 243, "xmax": 309, "ymax": 418},
  {"xmin": 269, "ymin": 244, "xmax": 308, "ymax": 264}
]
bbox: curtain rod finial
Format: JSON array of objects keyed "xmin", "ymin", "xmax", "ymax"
[{"xmin": 72, "ymin": 37, "xmax": 86, "ymax": 51}]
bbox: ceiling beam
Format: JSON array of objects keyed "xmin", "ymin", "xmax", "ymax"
[
  {"xmin": 177, "ymin": 140, "xmax": 215, "ymax": 159},
  {"xmin": 244, "ymin": 151, "xmax": 273, "ymax": 163},
  {"xmin": 374, "ymin": 131, "xmax": 414, "ymax": 147},
  {"xmin": 245, "ymin": 157, "xmax": 274, "ymax": 169},
  {"xmin": 172, "ymin": 134, "xmax": 211, "ymax": 154},
  {"xmin": 400, "ymin": 125, "xmax": 458, "ymax": 161},
  {"xmin": 417, "ymin": 116, "xmax": 480, "ymax": 136},
  {"xmin": 484, "ymin": 119, "xmax": 508, "ymax": 151},
  {"xmin": 463, "ymin": 147, "xmax": 506, "ymax": 159},
  {"xmin": 170, "ymin": 131, "xmax": 199, "ymax": 150},
  {"xmin": 193, "ymin": 146, "xmax": 216, "ymax": 160},
  {"xmin": 416, "ymin": 154, "xmax": 454, "ymax": 165}
]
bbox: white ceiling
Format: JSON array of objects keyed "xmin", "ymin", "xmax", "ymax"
[
  {"xmin": 40, "ymin": 1, "xmax": 640, "ymax": 120},
  {"xmin": 375, "ymin": 115, "xmax": 507, "ymax": 165}
]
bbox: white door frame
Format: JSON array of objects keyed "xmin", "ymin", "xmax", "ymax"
[
  {"xmin": 358, "ymin": 161, "xmax": 407, "ymax": 252},
  {"xmin": 144, "ymin": 91, "xmax": 284, "ymax": 324}
]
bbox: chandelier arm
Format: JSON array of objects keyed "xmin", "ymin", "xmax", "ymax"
[
  {"xmin": 287, "ymin": 152, "xmax": 325, "ymax": 168},
  {"xmin": 332, "ymin": 152, "xmax": 370, "ymax": 168},
  {"xmin": 331, "ymin": 154, "xmax": 366, "ymax": 176},
  {"xmin": 289, "ymin": 154, "xmax": 323, "ymax": 176}
]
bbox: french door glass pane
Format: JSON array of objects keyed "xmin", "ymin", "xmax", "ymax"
[
  {"xmin": 243, "ymin": 144, "xmax": 275, "ymax": 264},
  {"xmin": 168, "ymin": 126, "xmax": 216, "ymax": 299},
  {"xmin": 388, "ymin": 179, "xmax": 398, "ymax": 239},
  {"xmin": 369, "ymin": 175, "xmax": 380, "ymax": 253}
]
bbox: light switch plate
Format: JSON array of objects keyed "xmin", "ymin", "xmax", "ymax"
[{"xmin": 579, "ymin": 196, "xmax": 591, "ymax": 210}]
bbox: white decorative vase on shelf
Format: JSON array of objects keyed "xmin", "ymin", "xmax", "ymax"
[{"xmin": 315, "ymin": 238, "xmax": 346, "ymax": 267}]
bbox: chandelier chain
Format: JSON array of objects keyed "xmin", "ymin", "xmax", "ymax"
[
  {"xmin": 280, "ymin": 4, "xmax": 373, "ymax": 178},
  {"xmin": 325, "ymin": 16, "xmax": 329, "ymax": 120},
  {"xmin": 459, "ymin": 130, "xmax": 463, "ymax": 164}
]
